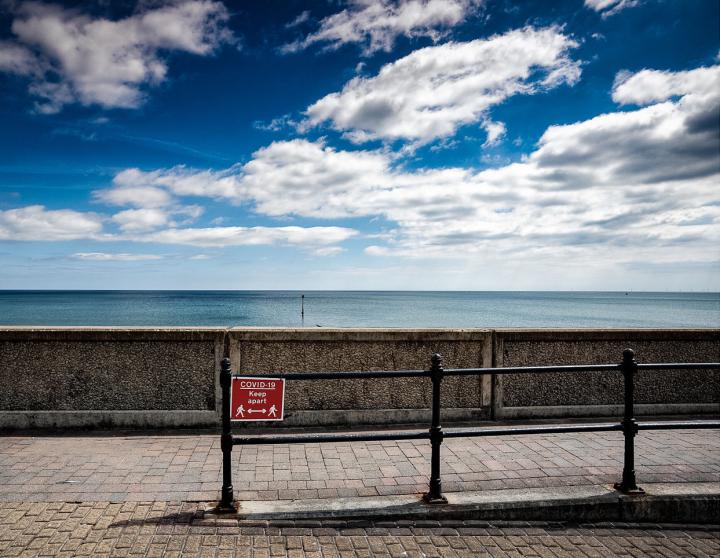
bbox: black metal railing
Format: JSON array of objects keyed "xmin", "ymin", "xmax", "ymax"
[{"xmin": 217, "ymin": 349, "xmax": 720, "ymax": 511}]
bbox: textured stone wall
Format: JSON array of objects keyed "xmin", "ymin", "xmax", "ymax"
[
  {"xmin": 0, "ymin": 327, "xmax": 717, "ymax": 429},
  {"xmin": 496, "ymin": 329, "xmax": 720, "ymax": 413},
  {"xmin": 229, "ymin": 329, "xmax": 491, "ymax": 415},
  {"xmin": 0, "ymin": 329, "xmax": 224, "ymax": 428}
]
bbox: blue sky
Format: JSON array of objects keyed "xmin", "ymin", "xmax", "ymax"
[{"xmin": 0, "ymin": 0, "xmax": 718, "ymax": 290}]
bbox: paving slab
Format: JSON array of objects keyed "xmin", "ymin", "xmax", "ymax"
[
  {"xmin": 0, "ymin": 501, "xmax": 718, "ymax": 558},
  {"xmin": 1, "ymin": 429, "xmax": 718, "ymax": 503},
  {"xmin": 1, "ymin": 427, "xmax": 719, "ymax": 555}
]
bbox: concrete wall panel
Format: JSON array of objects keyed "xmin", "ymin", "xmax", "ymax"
[
  {"xmin": 230, "ymin": 328, "xmax": 492, "ymax": 425},
  {"xmin": 0, "ymin": 329, "xmax": 224, "ymax": 427},
  {"xmin": 0, "ymin": 327, "xmax": 717, "ymax": 429},
  {"xmin": 495, "ymin": 329, "xmax": 720, "ymax": 418}
]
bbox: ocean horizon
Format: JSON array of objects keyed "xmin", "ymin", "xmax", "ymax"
[{"xmin": 0, "ymin": 290, "xmax": 718, "ymax": 328}]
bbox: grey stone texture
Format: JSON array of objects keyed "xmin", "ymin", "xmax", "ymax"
[
  {"xmin": 2, "ymin": 502, "xmax": 718, "ymax": 558},
  {"xmin": 230, "ymin": 329, "xmax": 491, "ymax": 413},
  {"xmin": 0, "ymin": 328, "xmax": 224, "ymax": 413},
  {"xmin": 496, "ymin": 329, "xmax": 720, "ymax": 409},
  {"xmin": 0, "ymin": 327, "xmax": 718, "ymax": 428}
]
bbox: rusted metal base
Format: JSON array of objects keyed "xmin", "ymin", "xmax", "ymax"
[
  {"xmin": 422, "ymin": 492, "xmax": 448, "ymax": 505},
  {"xmin": 614, "ymin": 482, "xmax": 645, "ymax": 495},
  {"xmin": 213, "ymin": 500, "xmax": 238, "ymax": 513}
]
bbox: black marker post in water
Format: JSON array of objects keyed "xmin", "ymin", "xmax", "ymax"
[{"xmin": 301, "ymin": 294, "xmax": 304, "ymax": 325}]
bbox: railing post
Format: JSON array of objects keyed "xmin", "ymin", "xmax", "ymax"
[
  {"xmin": 424, "ymin": 353, "xmax": 448, "ymax": 504},
  {"xmin": 218, "ymin": 357, "xmax": 236, "ymax": 511},
  {"xmin": 614, "ymin": 348, "xmax": 644, "ymax": 494}
]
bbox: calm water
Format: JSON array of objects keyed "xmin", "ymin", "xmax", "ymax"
[{"xmin": 0, "ymin": 291, "xmax": 718, "ymax": 327}]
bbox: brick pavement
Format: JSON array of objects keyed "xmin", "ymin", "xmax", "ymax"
[
  {"xmin": 0, "ymin": 429, "xmax": 718, "ymax": 503},
  {"xmin": 0, "ymin": 501, "xmax": 718, "ymax": 557}
]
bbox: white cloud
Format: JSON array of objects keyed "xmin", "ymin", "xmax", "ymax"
[
  {"xmin": 0, "ymin": 40, "xmax": 42, "ymax": 75},
  {"xmin": 584, "ymin": 0, "xmax": 641, "ymax": 18},
  {"xmin": 282, "ymin": 0, "xmax": 481, "ymax": 55},
  {"xmin": 81, "ymin": 63, "xmax": 717, "ymax": 265},
  {"xmin": 0, "ymin": 202, "xmax": 357, "ymax": 252},
  {"xmin": 138, "ymin": 225, "xmax": 358, "ymax": 248},
  {"xmin": 111, "ymin": 208, "xmax": 170, "ymax": 232},
  {"xmin": 312, "ymin": 246, "xmax": 345, "ymax": 257},
  {"xmin": 304, "ymin": 26, "xmax": 581, "ymax": 145},
  {"xmin": 95, "ymin": 166, "xmax": 243, "ymax": 207},
  {"xmin": 253, "ymin": 114, "xmax": 298, "ymax": 132},
  {"xmin": 612, "ymin": 66, "xmax": 720, "ymax": 105},
  {"xmin": 2, "ymin": 1, "xmax": 233, "ymax": 112},
  {"xmin": 18, "ymin": 59, "xmax": 714, "ymax": 271},
  {"xmin": 229, "ymin": 64, "xmax": 719, "ymax": 264},
  {"xmin": 72, "ymin": 252, "xmax": 163, "ymax": 261},
  {"xmin": 96, "ymin": 183, "xmax": 174, "ymax": 209},
  {"xmin": 238, "ymin": 139, "xmax": 391, "ymax": 218},
  {"xmin": 285, "ymin": 10, "xmax": 310, "ymax": 29},
  {"xmin": 481, "ymin": 119, "xmax": 506, "ymax": 147},
  {"xmin": 0, "ymin": 205, "xmax": 104, "ymax": 241}
]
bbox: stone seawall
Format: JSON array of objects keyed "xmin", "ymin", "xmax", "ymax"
[{"xmin": 0, "ymin": 327, "xmax": 717, "ymax": 429}]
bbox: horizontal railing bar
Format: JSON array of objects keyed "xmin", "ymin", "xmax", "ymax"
[
  {"xmin": 443, "ymin": 423, "xmax": 622, "ymax": 438},
  {"xmin": 234, "ymin": 370, "xmax": 429, "ymax": 380},
  {"xmin": 230, "ymin": 420, "xmax": 720, "ymax": 446},
  {"xmin": 443, "ymin": 364, "xmax": 620, "ymax": 376},
  {"xmin": 232, "ymin": 430, "xmax": 428, "ymax": 446},
  {"xmin": 638, "ymin": 420, "xmax": 720, "ymax": 430},
  {"xmin": 636, "ymin": 363, "xmax": 720, "ymax": 370}
]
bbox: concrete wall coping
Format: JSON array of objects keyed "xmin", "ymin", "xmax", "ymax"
[
  {"xmin": 494, "ymin": 328, "xmax": 719, "ymax": 341},
  {"xmin": 0, "ymin": 327, "xmax": 227, "ymax": 342},
  {"xmin": 1, "ymin": 326, "xmax": 717, "ymax": 342},
  {"xmin": 228, "ymin": 327, "xmax": 492, "ymax": 341}
]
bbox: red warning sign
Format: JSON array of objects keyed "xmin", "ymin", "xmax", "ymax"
[{"xmin": 230, "ymin": 376, "xmax": 285, "ymax": 421}]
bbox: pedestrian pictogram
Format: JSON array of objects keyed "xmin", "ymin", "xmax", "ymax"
[{"xmin": 230, "ymin": 376, "xmax": 285, "ymax": 421}]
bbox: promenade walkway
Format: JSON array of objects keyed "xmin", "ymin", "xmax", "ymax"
[
  {"xmin": 1, "ymin": 427, "xmax": 718, "ymax": 556},
  {"xmin": 1, "ymin": 503, "xmax": 718, "ymax": 557},
  {"xmin": 1, "ymin": 429, "xmax": 718, "ymax": 503}
]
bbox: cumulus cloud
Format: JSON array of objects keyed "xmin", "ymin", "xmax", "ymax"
[
  {"xmin": 95, "ymin": 184, "xmax": 174, "ymax": 209},
  {"xmin": 0, "ymin": 205, "xmax": 104, "ymax": 241},
  {"xmin": 282, "ymin": 0, "xmax": 481, "ymax": 55},
  {"xmin": 111, "ymin": 205, "xmax": 204, "ymax": 232},
  {"xmin": 80, "ymin": 61, "xmax": 718, "ymax": 265},
  {"xmin": 1, "ymin": 1, "xmax": 233, "ymax": 112},
  {"xmin": 612, "ymin": 66, "xmax": 720, "ymax": 106},
  {"xmin": 312, "ymin": 246, "xmax": 345, "ymax": 257},
  {"xmin": 23, "ymin": 61, "xmax": 715, "ymax": 268},
  {"xmin": 89, "ymin": 58, "xmax": 718, "ymax": 261},
  {"xmin": 584, "ymin": 0, "xmax": 641, "ymax": 18},
  {"xmin": 237, "ymin": 139, "xmax": 391, "ymax": 218},
  {"xmin": 227, "ymin": 64, "xmax": 720, "ymax": 262},
  {"xmin": 111, "ymin": 208, "xmax": 171, "ymax": 232},
  {"xmin": 0, "ymin": 40, "xmax": 42, "ymax": 75},
  {"xmin": 0, "ymin": 203, "xmax": 357, "ymax": 252},
  {"xmin": 95, "ymin": 166, "xmax": 243, "ymax": 208},
  {"xmin": 72, "ymin": 252, "xmax": 163, "ymax": 261},
  {"xmin": 0, "ymin": 198, "xmax": 356, "ymax": 254},
  {"xmin": 138, "ymin": 225, "xmax": 358, "ymax": 248},
  {"xmin": 304, "ymin": 26, "xmax": 581, "ymax": 145}
]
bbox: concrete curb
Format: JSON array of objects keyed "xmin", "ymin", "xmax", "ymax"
[{"xmin": 213, "ymin": 483, "xmax": 720, "ymax": 524}]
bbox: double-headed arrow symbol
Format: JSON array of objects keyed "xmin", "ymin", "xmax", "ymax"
[{"xmin": 247, "ymin": 408, "xmax": 266, "ymax": 414}]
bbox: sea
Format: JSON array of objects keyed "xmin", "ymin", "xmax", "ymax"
[{"xmin": 0, "ymin": 291, "xmax": 718, "ymax": 328}]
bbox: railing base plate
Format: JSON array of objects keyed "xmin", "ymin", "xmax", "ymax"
[
  {"xmin": 423, "ymin": 493, "xmax": 448, "ymax": 505},
  {"xmin": 213, "ymin": 501, "xmax": 238, "ymax": 513},
  {"xmin": 614, "ymin": 483, "xmax": 645, "ymax": 495}
]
